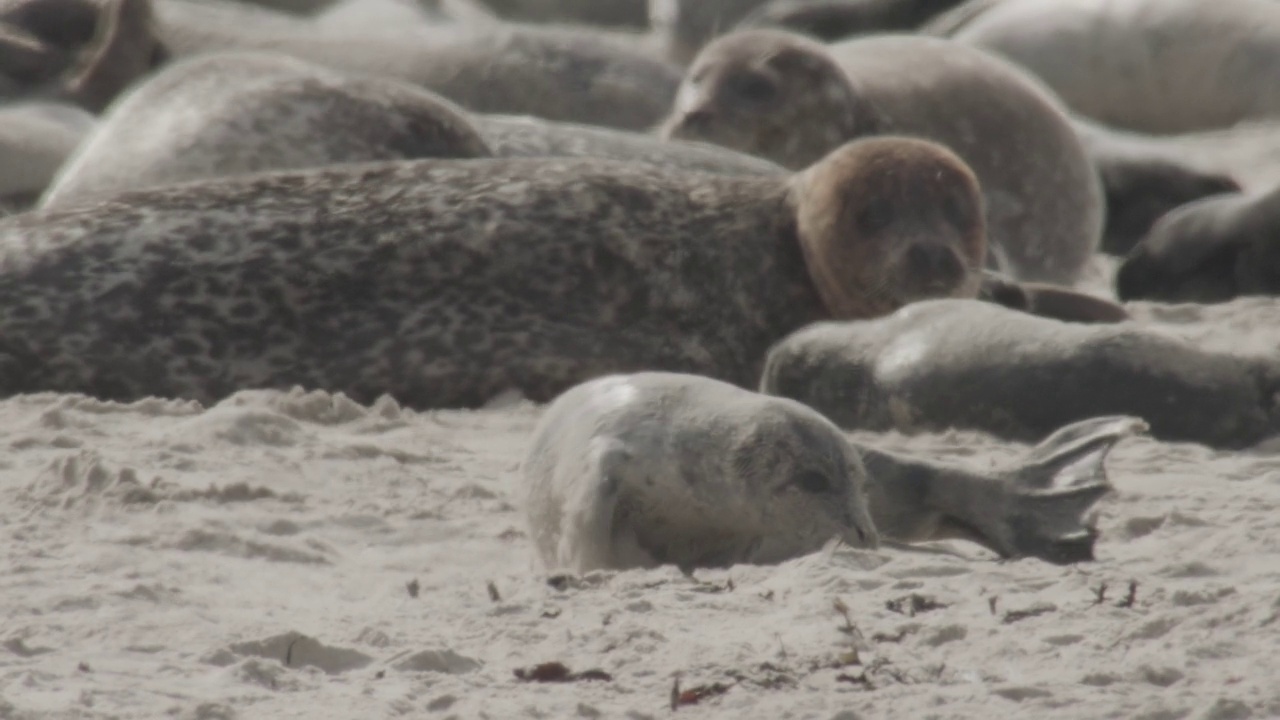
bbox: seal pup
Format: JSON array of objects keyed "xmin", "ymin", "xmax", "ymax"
[
  {"xmin": 40, "ymin": 51, "xmax": 493, "ymax": 209},
  {"xmin": 761, "ymin": 299, "xmax": 1280, "ymax": 449},
  {"xmin": 153, "ymin": 5, "xmax": 682, "ymax": 131},
  {"xmin": 662, "ymin": 30, "xmax": 1103, "ymax": 284},
  {"xmin": 0, "ymin": 136, "xmax": 985, "ymax": 406},
  {"xmin": 1116, "ymin": 186, "xmax": 1280, "ymax": 304},
  {"xmin": 935, "ymin": 0, "xmax": 1280, "ymax": 135},
  {"xmin": 525, "ymin": 371, "xmax": 1143, "ymax": 571}
]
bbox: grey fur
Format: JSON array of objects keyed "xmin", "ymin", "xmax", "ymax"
[
  {"xmin": 761, "ymin": 299, "xmax": 1280, "ymax": 448},
  {"xmin": 663, "ymin": 31, "xmax": 1103, "ymax": 284},
  {"xmin": 525, "ymin": 372, "xmax": 1139, "ymax": 570}
]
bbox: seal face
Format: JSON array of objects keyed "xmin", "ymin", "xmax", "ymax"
[
  {"xmin": 522, "ymin": 371, "xmax": 878, "ymax": 572},
  {"xmin": 662, "ymin": 29, "xmax": 1103, "ymax": 284},
  {"xmin": 0, "ymin": 137, "xmax": 984, "ymax": 407}
]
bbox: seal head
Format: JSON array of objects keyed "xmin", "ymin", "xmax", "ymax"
[{"xmin": 790, "ymin": 136, "xmax": 986, "ymax": 319}]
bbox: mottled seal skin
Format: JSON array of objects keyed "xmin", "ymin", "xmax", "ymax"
[
  {"xmin": 40, "ymin": 51, "xmax": 493, "ymax": 210},
  {"xmin": 40, "ymin": 50, "xmax": 784, "ymax": 207},
  {"xmin": 938, "ymin": 0, "xmax": 1280, "ymax": 135},
  {"xmin": 662, "ymin": 30, "xmax": 1103, "ymax": 284},
  {"xmin": 0, "ymin": 0, "xmax": 165, "ymax": 111},
  {"xmin": 526, "ymin": 372, "xmax": 1139, "ymax": 571},
  {"xmin": 155, "ymin": 3, "xmax": 681, "ymax": 131},
  {"xmin": 736, "ymin": 0, "xmax": 967, "ymax": 41},
  {"xmin": 0, "ymin": 137, "xmax": 982, "ymax": 406},
  {"xmin": 1116, "ymin": 186, "xmax": 1280, "ymax": 304},
  {"xmin": 761, "ymin": 299, "xmax": 1280, "ymax": 448}
]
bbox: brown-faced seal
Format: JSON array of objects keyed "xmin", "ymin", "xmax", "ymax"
[
  {"xmin": 41, "ymin": 51, "xmax": 783, "ymax": 208},
  {"xmin": 1, "ymin": 0, "xmax": 166, "ymax": 111},
  {"xmin": 525, "ymin": 371, "xmax": 1144, "ymax": 570},
  {"xmin": 935, "ymin": 0, "xmax": 1280, "ymax": 135},
  {"xmin": 760, "ymin": 299, "xmax": 1280, "ymax": 449},
  {"xmin": 0, "ymin": 136, "xmax": 984, "ymax": 407},
  {"xmin": 1116, "ymin": 185, "xmax": 1280, "ymax": 304},
  {"xmin": 154, "ymin": 1, "xmax": 680, "ymax": 131},
  {"xmin": 662, "ymin": 30, "xmax": 1103, "ymax": 284}
]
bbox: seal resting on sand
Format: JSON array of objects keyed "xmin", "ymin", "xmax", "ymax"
[
  {"xmin": 760, "ymin": 299, "xmax": 1280, "ymax": 449},
  {"xmin": 935, "ymin": 0, "xmax": 1280, "ymax": 135},
  {"xmin": 524, "ymin": 371, "xmax": 1144, "ymax": 571},
  {"xmin": 42, "ymin": 51, "xmax": 782, "ymax": 208},
  {"xmin": 662, "ymin": 30, "xmax": 1103, "ymax": 284},
  {"xmin": 0, "ymin": 136, "xmax": 984, "ymax": 407},
  {"xmin": 1116, "ymin": 186, "xmax": 1280, "ymax": 304}
]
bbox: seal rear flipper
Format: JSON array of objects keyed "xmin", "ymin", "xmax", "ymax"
[{"xmin": 555, "ymin": 439, "xmax": 651, "ymax": 572}]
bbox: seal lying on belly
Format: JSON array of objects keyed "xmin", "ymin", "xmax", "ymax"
[
  {"xmin": 0, "ymin": 136, "xmax": 985, "ymax": 407},
  {"xmin": 525, "ymin": 371, "xmax": 1143, "ymax": 570},
  {"xmin": 760, "ymin": 299, "xmax": 1280, "ymax": 449},
  {"xmin": 662, "ymin": 30, "xmax": 1103, "ymax": 284}
]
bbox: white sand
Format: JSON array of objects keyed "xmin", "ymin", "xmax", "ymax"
[{"xmin": 2, "ymin": 296, "xmax": 1279, "ymax": 719}]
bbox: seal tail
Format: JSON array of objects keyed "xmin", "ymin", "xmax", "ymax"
[{"xmin": 998, "ymin": 416, "xmax": 1148, "ymax": 564}]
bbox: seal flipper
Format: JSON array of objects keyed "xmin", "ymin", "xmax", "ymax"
[
  {"xmin": 556, "ymin": 439, "xmax": 654, "ymax": 572},
  {"xmin": 858, "ymin": 416, "xmax": 1145, "ymax": 564}
]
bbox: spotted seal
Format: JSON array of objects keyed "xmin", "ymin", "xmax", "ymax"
[
  {"xmin": 662, "ymin": 30, "xmax": 1103, "ymax": 284},
  {"xmin": 525, "ymin": 371, "xmax": 1143, "ymax": 571},
  {"xmin": 1116, "ymin": 185, "xmax": 1280, "ymax": 304},
  {"xmin": 42, "ymin": 50, "xmax": 784, "ymax": 208},
  {"xmin": 0, "ymin": 136, "xmax": 984, "ymax": 406},
  {"xmin": 935, "ymin": 0, "xmax": 1280, "ymax": 135},
  {"xmin": 761, "ymin": 299, "xmax": 1280, "ymax": 448}
]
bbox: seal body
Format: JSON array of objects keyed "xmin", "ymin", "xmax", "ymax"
[
  {"xmin": 40, "ymin": 51, "xmax": 493, "ymax": 209},
  {"xmin": 526, "ymin": 371, "xmax": 1138, "ymax": 570},
  {"xmin": 761, "ymin": 299, "xmax": 1280, "ymax": 448},
  {"xmin": 1116, "ymin": 186, "xmax": 1280, "ymax": 304},
  {"xmin": 663, "ymin": 31, "xmax": 1103, "ymax": 284},
  {"xmin": 0, "ymin": 101, "xmax": 94, "ymax": 212},
  {"xmin": 737, "ymin": 0, "xmax": 968, "ymax": 41},
  {"xmin": 523, "ymin": 372, "xmax": 878, "ymax": 572},
  {"xmin": 940, "ymin": 0, "xmax": 1280, "ymax": 134},
  {"xmin": 0, "ymin": 138, "xmax": 984, "ymax": 406}
]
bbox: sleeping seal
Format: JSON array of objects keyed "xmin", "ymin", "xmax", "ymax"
[
  {"xmin": 662, "ymin": 30, "xmax": 1103, "ymax": 284},
  {"xmin": 1116, "ymin": 185, "xmax": 1280, "ymax": 304},
  {"xmin": 525, "ymin": 371, "xmax": 1143, "ymax": 570},
  {"xmin": 0, "ymin": 136, "xmax": 984, "ymax": 406},
  {"xmin": 760, "ymin": 299, "xmax": 1280, "ymax": 449}
]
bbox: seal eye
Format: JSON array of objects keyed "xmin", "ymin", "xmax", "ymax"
[
  {"xmin": 795, "ymin": 470, "xmax": 833, "ymax": 494},
  {"xmin": 732, "ymin": 72, "xmax": 777, "ymax": 103}
]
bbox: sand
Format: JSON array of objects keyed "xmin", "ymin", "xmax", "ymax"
[{"xmin": 1, "ymin": 292, "xmax": 1278, "ymax": 720}]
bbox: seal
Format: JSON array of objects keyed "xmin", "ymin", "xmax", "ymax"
[
  {"xmin": 480, "ymin": 0, "xmax": 649, "ymax": 28},
  {"xmin": 1, "ymin": 0, "xmax": 165, "ymax": 111},
  {"xmin": 649, "ymin": 0, "xmax": 773, "ymax": 65},
  {"xmin": 42, "ymin": 51, "xmax": 783, "ymax": 208},
  {"xmin": 314, "ymin": 0, "xmax": 498, "ymax": 32},
  {"xmin": 0, "ymin": 101, "xmax": 94, "ymax": 213},
  {"xmin": 525, "ymin": 371, "xmax": 1141, "ymax": 571},
  {"xmin": 935, "ymin": 0, "xmax": 1280, "ymax": 134},
  {"xmin": 1116, "ymin": 186, "xmax": 1280, "ymax": 304},
  {"xmin": 662, "ymin": 30, "xmax": 1103, "ymax": 284},
  {"xmin": 40, "ymin": 51, "xmax": 493, "ymax": 210},
  {"xmin": 155, "ymin": 1, "xmax": 681, "ymax": 131},
  {"xmin": 736, "ymin": 0, "xmax": 969, "ymax": 41},
  {"xmin": 0, "ymin": 136, "xmax": 984, "ymax": 407},
  {"xmin": 760, "ymin": 299, "xmax": 1280, "ymax": 448}
]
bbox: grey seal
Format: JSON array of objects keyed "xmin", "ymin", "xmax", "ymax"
[
  {"xmin": 525, "ymin": 371, "xmax": 1143, "ymax": 571},
  {"xmin": 662, "ymin": 30, "xmax": 1103, "ymax": 284},
  {"xmin": 1116, "ymin": 185, "xmax": 1280, "ymax": 304},
  {"xmin": 0, "ymin": 136, "xmax": 984, "ymax": 406},
  {"xmin": 935, "ymin": 0, "xmax": 1280, "ymax": 135},
  {"xmin": 761, "ymin": 299, "xmax": 1280, "ymax": 449},
  {"xmin": 42, "ymin": 51, "xmax": 782, "ymax": 208},
  {"xmin": 736, "ymin": 0, "xmax": 968, "ymax": 41}
]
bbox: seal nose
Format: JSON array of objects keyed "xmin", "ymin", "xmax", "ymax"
[{"xmin": 906, "ymin": 243, "xmax": 965, "ymax": 287}]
